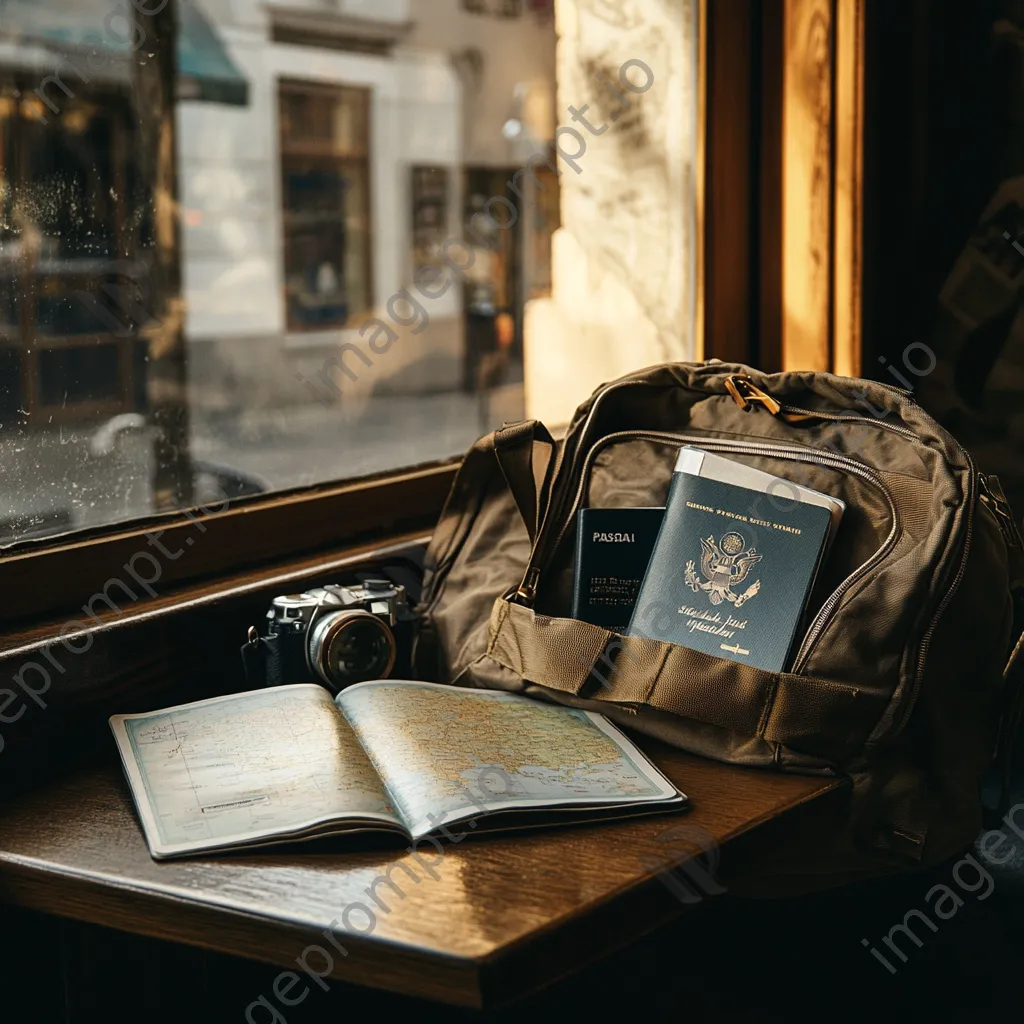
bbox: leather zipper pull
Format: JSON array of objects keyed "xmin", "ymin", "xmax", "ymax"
[
  {"xmin": 724, "ymin": 374, "xmax": 782, "ymax": 416},
  {"xmin": 725, "ymin": 373, "xmax": 829, "ymax": 425}
]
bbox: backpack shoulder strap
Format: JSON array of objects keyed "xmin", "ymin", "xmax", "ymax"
[
  {"xmin": 422, "ymin": 419, "xmax": 555, "ymax": 599},
  {"xmin": 493, "ymin": 420, "xmax": 556, "ymax": 543}
]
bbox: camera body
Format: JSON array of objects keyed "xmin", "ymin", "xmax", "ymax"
[{"xmin": 242, "ymin": 579, "xmax": 412, "ymax": 694}]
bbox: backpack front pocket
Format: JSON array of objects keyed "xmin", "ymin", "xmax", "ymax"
[
  {"xmin": 539, "ymin": 430, "xmax": 900, "ymax": 673},
  {"xmin": 486, "ymin": 596, "xmax": 886, "ymax": 764}
]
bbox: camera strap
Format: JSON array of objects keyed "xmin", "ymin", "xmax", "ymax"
[{"xmin": 240, "ymin": 627, "xmax": 268, "ymax": 688}]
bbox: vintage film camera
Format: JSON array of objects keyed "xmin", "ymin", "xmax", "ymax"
[{"xmin": 241, "ymin": 580, "xmax": 412, "ymax": 694}]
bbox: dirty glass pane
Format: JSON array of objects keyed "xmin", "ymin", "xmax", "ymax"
[{"xmin": 0, "ymin": 0, "xmax": 699, "ymax": 546}]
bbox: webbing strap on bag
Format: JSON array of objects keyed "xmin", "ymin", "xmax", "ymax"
[
  {"xmin": 486, "ymin": 597, "xmax": 888, "ymax": 761},
  {"xmin": 492, "ymin": 420, "xmax": 556, "ymax": 543}
]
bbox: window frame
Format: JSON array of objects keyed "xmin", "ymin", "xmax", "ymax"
[{"xmin": 0, "ymin": 460, "xmax": 457, "ymax": 626}]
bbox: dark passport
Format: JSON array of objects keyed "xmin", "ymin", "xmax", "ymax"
[
  {"xmin": 628, "ymin": 474, "xmax": 833, "ymax": 672},
  {"xmin": 572, "ymin": 507, "xmax": 665, "ymax": 633}
]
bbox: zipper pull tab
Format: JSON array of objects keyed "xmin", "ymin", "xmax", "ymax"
[
  {"xmin": 724, "ymin": 374, "xmax": 782, "ymax": 416},
  {"xmin": 515, "ymin": 566, "xmax": 540, "ymax": 605}
]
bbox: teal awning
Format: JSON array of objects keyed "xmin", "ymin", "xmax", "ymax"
[
  {"xmin": 0, "ymin": 0, "xmax": 249, "ymax": 107},
  {"xmin": 176, "ymin": 2, "xmax": 248, "ymax": 106}
]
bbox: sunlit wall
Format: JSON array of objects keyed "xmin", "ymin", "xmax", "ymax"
[{"xmin": 524, "ymin": 0, "xmax": 699, "ymax": 425}]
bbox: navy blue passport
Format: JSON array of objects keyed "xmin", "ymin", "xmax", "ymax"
[
  {"xmin": 628, "ymin": 472, "xmax": 834, "ymax": 672},
  {"xmin": 572, "ymin": 508, "xmax": 665, "ymax": 633}
]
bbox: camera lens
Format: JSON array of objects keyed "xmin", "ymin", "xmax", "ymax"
[{"xmin": 307, "ymin": 610, "xmax": 396, "ymax": 693}]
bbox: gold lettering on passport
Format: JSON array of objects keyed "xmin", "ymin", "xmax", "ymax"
[{"xmin": 685, "ymin": 500, "xmax": 801, "ymax": 535}]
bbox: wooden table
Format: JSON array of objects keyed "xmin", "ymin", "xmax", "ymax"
[{"xmin": 0, "ymin": 744, "xmax": 839, "ymax": 1010}]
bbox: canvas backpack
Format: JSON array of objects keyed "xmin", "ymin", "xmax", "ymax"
[{"xmin": 412, "ymin": 361, "xmax": 1024, "ymax": 889}]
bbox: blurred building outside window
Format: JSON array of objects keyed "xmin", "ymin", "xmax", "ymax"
[{"xmin": 0, "ymin": 0, "xmax": 697, "ymax": 548}]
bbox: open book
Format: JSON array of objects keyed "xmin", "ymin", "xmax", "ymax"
[{"xmin": 110, "ymin": 680, "xmax": 687, "ymax": 860}]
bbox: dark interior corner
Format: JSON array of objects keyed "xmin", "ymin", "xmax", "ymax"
[{"xmin": 861, "ymin": 0, "xmax": 1024, "ymax": 515}]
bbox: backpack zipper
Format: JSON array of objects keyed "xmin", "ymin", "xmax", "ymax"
[{"xmin": 779, "ymin": 405, "xmax": 920, "ymax": 442}]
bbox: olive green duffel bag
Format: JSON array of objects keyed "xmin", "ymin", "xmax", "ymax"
[{"xmin": 413, "ymin": 361, "xmax": 1024, "ymax": 886}]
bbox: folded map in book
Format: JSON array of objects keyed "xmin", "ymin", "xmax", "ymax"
[{"xmin": 110, "ymin": 680, "xmax": 686, "ymax": 860}]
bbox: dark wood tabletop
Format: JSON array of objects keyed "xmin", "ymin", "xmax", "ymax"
[{"xmin": 0, "ymin": 741, "xmax": 840, "ymax": 1010}]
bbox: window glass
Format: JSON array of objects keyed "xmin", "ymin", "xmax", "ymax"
[{"xmin": 0, "ymin": 0, "xmax": 698, "ymax": 547}]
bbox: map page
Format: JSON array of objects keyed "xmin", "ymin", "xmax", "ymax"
[
  {"xmin": 110, "ymin": 684, "xmax": 402, "ymax": 859},
  {"xmin": 336, "ymin": 680, "xmax": 683, "ymax": 838}
]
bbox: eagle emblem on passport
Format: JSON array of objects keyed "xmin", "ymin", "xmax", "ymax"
[{"xmin": 684, "ymin": 531, "xmax": 762, "ymax": 607}]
